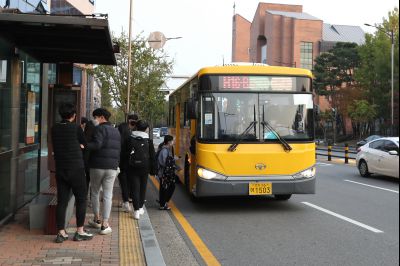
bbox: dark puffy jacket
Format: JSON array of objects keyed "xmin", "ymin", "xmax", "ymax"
[
  {"xmin": 117, "ymin": 122, "xmax": 131, "ymax": 170},
  {"xmin": 88, "ymin": 122, "xmax": 121, "ymax": 170},
  {"xmin": 51, "ymin": 120, "xmax": 86, "ymax": 170}
]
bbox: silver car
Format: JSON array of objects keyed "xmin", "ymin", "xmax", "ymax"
[
  {"xmin": 153, "ymin": 128, "xmax": 160, "ymax": 139},
  {"xmin": 356, "ymin": 137, "xmax": 399, "ymax": 178}
]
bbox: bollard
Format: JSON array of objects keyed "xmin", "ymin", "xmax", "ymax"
[
  {"xmin": 345, "ymin": 143, "xmax": 349, "ymax": 164},
  {"xmin": 328, "ymin": 143, "xmax": 332, "ymax": 161}
]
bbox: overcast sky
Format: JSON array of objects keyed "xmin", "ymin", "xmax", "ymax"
[{"xmin": 95, "ymin": 0, "xmax": 398, "ymax": 90}]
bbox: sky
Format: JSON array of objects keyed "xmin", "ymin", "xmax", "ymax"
[{"xmin": 95, "ymin": 0, "xmax": 398, "ymax": 90}]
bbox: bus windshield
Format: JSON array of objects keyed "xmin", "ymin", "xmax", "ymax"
[{"xmin": 200, "ymin": 93, "xmax": 314, "ymax": 142}]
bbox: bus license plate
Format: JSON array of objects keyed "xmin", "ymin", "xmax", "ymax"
[{"xmin": 249, "ymin": 183, "xmax": 272, "ymax": 195}]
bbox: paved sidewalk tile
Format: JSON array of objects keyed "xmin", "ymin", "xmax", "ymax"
[{"xmin": 0, "ymin": 185, "xmax": 146, "ymax": 265}]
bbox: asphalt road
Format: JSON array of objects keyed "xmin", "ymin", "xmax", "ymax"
[{"xmin": 146, "ymin": 160, "xmax": 399, "ymax": 266}]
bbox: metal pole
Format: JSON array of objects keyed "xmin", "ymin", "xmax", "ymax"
[
  {"xmin": 126, "ymin": 0, "xmax": 133, "ymax": 119},
  {"xmin": 390, "ymin": 30, "xmax": 394, "ymax": 136},
  {"xmin": 345, "ymin": 143, "xmax": 349, "ymax": 164},
  {"xmin": 328, "ymin": 142, "xmax": 332, "ymax": 162}
]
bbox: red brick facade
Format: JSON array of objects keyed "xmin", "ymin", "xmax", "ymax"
[{"xmin": 232, "ymin": 3, "xmax": 322, "ymax": 68}]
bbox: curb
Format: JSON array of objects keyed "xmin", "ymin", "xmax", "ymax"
[{"xmin": 138, "ymin": 206, "xmax": 166, "ymax": 266}]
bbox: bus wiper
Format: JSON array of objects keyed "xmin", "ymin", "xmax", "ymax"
[
  {"xmin": 227, "ymin": 121, "xmax": 257, "ymax": 152},
  {"xmin": 228, "ymin": 105, "xmax": 257, "ymax": 152},
  {"xmin": 261, "ymin": 121, "xmax": 292, "ymax": 152},
  {"xmin": 261, "ymin": 105, "xmax": 292, "ymax": 152}
]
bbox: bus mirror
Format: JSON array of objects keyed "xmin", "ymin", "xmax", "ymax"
[{"xmin": 188, "ymin": 98, "xmax": 197, "ymax": 119}]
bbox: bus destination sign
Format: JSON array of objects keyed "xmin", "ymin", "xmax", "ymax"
[{"xmin": 219, "ymin": 76, "xmax": 294, "ymax": 91}]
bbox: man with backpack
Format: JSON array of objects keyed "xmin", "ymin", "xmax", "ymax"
[
  {"xmin": 117, "ymin": 113, "xmax": 139, "ymax": 212},
  {"xmin": 124, "ymin": 120, "xmax": 156, "ymax": 220},
  {"xmin": 157, "ymin": 135, "xmax": 177, "ymax": 210}
]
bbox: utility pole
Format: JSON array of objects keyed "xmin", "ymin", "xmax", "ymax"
[{"xmin": 126, "ymin": 0, "xmax": 133, "ymax": 120}]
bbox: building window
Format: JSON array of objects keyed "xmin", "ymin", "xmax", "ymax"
[
  {"xmin": 0, "ymin": 60, "xmax": 11, "ymax": 152},
  {"xmin": 300, "ymin": 42, "xmax": 313, "ymax": 70},
  {"xmin": 73, "ymin": 67, "xmax": 82, "ymax": 86}
]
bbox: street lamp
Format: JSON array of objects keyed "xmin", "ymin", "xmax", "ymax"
[
  {"xmin": 364, "ymin": 23, "xmax": 395, "ymax": 135},
  {"xmin": 126, "ymin": 0, "xmax": 133, "ymax": 119}
]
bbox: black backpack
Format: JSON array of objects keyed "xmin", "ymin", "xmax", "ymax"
[
  {"xmin": 160, "ymin": 154, "xmax": 176, "ymax": 189},
  {"xmin": 129, "ymin": 136, "xmax": 150, "ymax": 169}
]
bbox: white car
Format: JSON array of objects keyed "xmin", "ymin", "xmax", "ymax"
[
  {"xmin": 356, "ymin": 137, "xmax": 399, "ymax": 178},
  {"xmin": 153, "ymin": 128, "xmax": 160, "ymax": 139}
]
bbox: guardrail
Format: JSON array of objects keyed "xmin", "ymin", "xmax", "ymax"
[{"xmin": 316, "ymin": 143, "xmax": 357, "ymax": 164}]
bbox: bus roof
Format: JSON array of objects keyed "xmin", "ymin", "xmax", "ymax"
[
  {"xmin": 198, "ymin": 64, "xmax": 313, "ymax": 77},
  {"xmin": 170, "ymin": 64, "xmax": 313, "ymax": 97}
]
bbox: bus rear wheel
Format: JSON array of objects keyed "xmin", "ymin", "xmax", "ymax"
[{"xmin": 274, "ymin": 194, "xmax": 292, "ymax": 200}]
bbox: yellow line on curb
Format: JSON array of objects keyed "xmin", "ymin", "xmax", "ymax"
[
  {"xmin": 119, "ymin": 206, "xmax": 146, "ymax": 266},
  {"xmin": 149, "ymin": 175, "xmax": 221, "ymax": 266}
]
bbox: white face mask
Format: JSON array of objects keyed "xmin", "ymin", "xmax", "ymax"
[{"xmin": 92, "ymin": 119, "xmax": 100, "ymax": 127}]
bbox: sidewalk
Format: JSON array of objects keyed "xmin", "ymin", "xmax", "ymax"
[{"xmin": 0, "ymin": 184, "xmax": 162, "ymax": 266}]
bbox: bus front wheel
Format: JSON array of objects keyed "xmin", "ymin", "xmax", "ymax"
[{"xmin": 274, "ymin": 194, "xmax": 292, "ymax": 200}]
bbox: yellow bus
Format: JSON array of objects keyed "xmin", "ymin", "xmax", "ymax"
[{"xmin": 169, "ymin": 63, "xmax": 316, "ymax": 200}]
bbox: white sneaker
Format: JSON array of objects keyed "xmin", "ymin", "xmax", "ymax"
[
  {"xmin": 139, "ymin": 208, "xmax": 144, "ymax": 215},
  {"xmin": 133, "ymin": 210, "xmax": 140, "ymax": 220},
  {"xmin": 122, "ymin": 202, "xmax": 131, "ymax": 213},
  {"xmin": 99, "ymin": 225, "xmax": 112, "ymax": 235},
  {"xmin": 88, "ymin": 219, "xmax": 101, "ymax": 229}
]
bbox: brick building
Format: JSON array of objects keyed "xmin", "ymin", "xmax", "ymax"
[{"xmin": 232, "ymin": 2, "xmax": 365, "ymax": 135}]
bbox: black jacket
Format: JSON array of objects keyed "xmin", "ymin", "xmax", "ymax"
[
  {"xmin": 88, "ymin": 122, "xmax": 121, "ymax": 170},
  {"xmin": 51, "ymin": 120, "xmax": 86, "ymax": 170},
  {"xmin": 117, "ymin": 122, "xmax": 132, "ymax": 170}
]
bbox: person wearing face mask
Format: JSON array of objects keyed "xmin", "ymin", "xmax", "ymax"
[
  {"xmin": 157, "ymin": 135, "xmax": 178, "ymax": 210},
  {"xmin": 117, "ymin": 113, "xmax": 139, "ymax": 212},
  {"xmin": 87, "ymin": 108, "xmax": 121, "ymax": 235}
]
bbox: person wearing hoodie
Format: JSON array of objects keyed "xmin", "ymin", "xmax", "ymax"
[
  {"xmin": 117, "ymin": 113, "xmax": 139, "ymax": 213},
  {"xmin": 124, "ymin": 120, "xmax": 156, "ymax": 220}
]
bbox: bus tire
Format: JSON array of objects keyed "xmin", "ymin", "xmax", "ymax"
[
  {"xmin": 184, "ymin": 155, "xmax": 191, "ymax": 193},
  {"xmin": 274, "ymin": 194, "xmax": 292, "ymax": 200}
]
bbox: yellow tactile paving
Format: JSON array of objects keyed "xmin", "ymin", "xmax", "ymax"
[{"xmin": 119, "ymin": 209, "xmax": 146, "ymax": 266}]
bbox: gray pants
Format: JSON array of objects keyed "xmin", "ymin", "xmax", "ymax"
[{"xmin": 90, "ymin": 168, "xmax": 118, "ymax": 221}]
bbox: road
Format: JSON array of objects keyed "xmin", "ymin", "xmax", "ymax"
[{"xmin": 145, "ymin": 160, "xmax": 399, "ymax": 266}]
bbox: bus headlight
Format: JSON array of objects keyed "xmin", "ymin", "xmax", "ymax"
[
  {"xmin": 293, "ymin": 167, "xmax": 316, "ymax": 179},
  {"xmin": 197, "ymin": 168, "xmax": 226, "ymax": 180}
]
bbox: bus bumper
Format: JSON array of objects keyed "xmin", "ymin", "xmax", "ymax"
[{"xmin": 194, "ymin": 176, "xmax": 315, "ymax": 197}]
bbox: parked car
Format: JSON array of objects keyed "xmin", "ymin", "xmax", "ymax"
[
  {"xmin": 153, "ymin": 128, "xmax": 160, "ymax": 139},
  {"xmin": 160, "ymin": 127, "xmax": 168, "ymax": 137},
  {"xmin": 356, "ymin": 137, "xmax": 399, "ymax": 178},
  {"xmin": 356, "ymin": 135, "xmax": 382, "ymax": 147}
]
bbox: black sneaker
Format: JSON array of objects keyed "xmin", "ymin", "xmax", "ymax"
[
  {"xmin": 73, "ymin": 231, "xmax": 94, "ymax": 241},
  {"xmin": 55, "ymin": 233, "xmax": 68, "ymax": 243}
]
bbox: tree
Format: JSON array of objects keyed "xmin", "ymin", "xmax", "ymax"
[
  {"xmin": 91, "ymin": 31, "xmax": 173, "ymax": 126},
  {"xmin": 355, "ymin": 8, "xmax": 399, "ymax": 135},
  {"xmin": 348, "ymin": 100, "xmax": 377, "ymax": 138},
  {"xmin": 313, "ymin": 42, "xmax": 360, "ymax": 142}
]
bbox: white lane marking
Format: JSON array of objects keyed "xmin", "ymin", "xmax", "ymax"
[
  {"xmin": 344, "ymin": 180, "xmax": 399, "ymax": 194},
  {"xmin": 302, "ymin": 202, "xmax": 384, "ymax": 233},
  {"xmin": 316, "ymin": 162, "xmax": 332, "ymax": 166}
]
